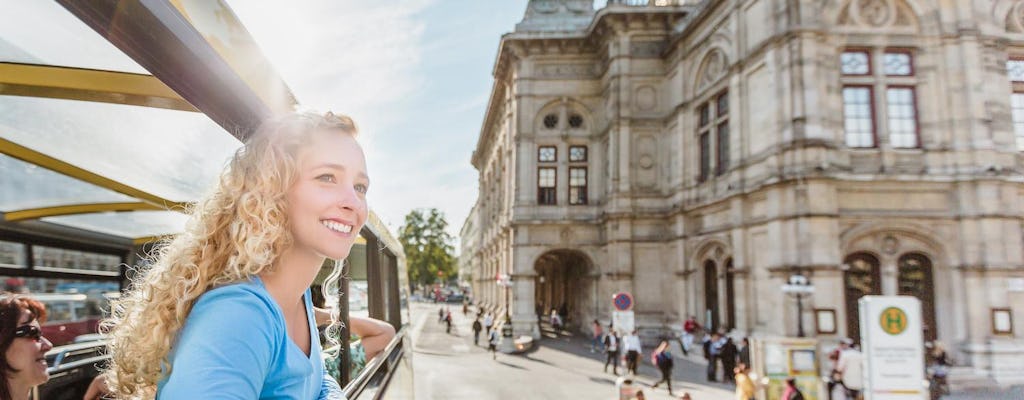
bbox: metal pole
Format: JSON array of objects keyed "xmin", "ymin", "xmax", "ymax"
[
  {"xmin": 505, "ymin": 282, "xmax": 511, "ymax": 323},
  {"xmin": 796, "ymin": 293, "xmax": 805, "ymax": 337}
]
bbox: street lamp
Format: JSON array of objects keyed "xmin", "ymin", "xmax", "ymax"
[
  {"xmin": 781, "ymin": 273, "xmax": 815, "ymax": 337},
  {"xmin": 497, "ymin": 273, "xmax": 512, "ymax": 324}
]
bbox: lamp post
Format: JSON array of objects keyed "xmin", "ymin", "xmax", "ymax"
[
  {"xmin": 781, "ymin": 273, "xmax": 815, "ymax": 337},
  {"xmin": 497, "ymin": 273, "xmax": 512, "ymax": 324}
]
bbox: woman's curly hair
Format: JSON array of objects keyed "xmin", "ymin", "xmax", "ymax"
[{"xmin": 99, "ymin": 111, "xmax": 358, "ymax": 397}]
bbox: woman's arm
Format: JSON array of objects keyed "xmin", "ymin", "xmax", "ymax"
[
  {"xmin": 312, "ymin": 307, "xmax": 394, "ymax": 359},
  {"xmin": 349, "ymin": 316, "xmax": 395, "ymax": 360}
]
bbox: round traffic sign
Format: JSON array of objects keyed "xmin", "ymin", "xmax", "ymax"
[{"xmin": 612, "ymin": 292, "xmax": 634, "ymax": 311}]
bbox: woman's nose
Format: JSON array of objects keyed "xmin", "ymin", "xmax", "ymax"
[{"xmin": 40, "ymin": 336, "xmax": 53, "ymax": 351}]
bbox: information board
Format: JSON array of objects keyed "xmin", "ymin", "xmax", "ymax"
[{"xmin": 858, "ymin": 296, "xmax": 926, "ymax": 400}]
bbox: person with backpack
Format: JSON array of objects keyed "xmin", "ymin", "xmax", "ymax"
[
  {"xmin": 782, "ymin": 377, "xmax": 805, "ymax": 400},
  {"xmin": 472, "ymin": 317, "xmax": 483, "ymax": 346},
  {"xmin": 651, "ymin": 340, "xmax": 675, "ymax": 396}
]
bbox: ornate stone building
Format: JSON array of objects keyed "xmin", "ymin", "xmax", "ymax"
[{"xmin": 464, "ymin": 0, "xmax": 1024, "ymax": 383}]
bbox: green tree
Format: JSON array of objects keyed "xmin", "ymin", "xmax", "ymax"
[{"xmin": 398, "ymin": 208, "xmax": 456, "ymax": 291}]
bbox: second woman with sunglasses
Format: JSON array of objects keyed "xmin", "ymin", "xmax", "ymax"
[{"xmin": 0, "ymin": 294, "xmax": 54, "ymax": 400}]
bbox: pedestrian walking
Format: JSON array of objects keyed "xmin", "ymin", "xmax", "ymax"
[
  {"xmin": 484, "ymin": 312, "xmax": 494, "ymax": 335},
  {"xmin": 704, "ymin": 333, "xmax": 720, "ymax": 381},
  {"xmin": 444, "ymin": 310, "xmax": 453, "ymax": 334},
  {"xmin": 603, "ymin": 329, "xmax": 620, "ymax": 375},
  {"xmin": 472, "ymin": 317, "xmax": 483, "ymax": 346},
  {"xmin": 738, "ymin": 337, "xmax": 750, "ymax": 367},
  {"xmin": 623, "ymin": 330, "xmax": 642, "ymax": 376},
  {"xmin": 827, "ymin": 339, "xmax": 850, "ymax": 400},
  {"xmin": 651, "ymin": 340, "xmax": 675, "ymax": 396},
  {"xmin": 438, "ymin": 307, "xmax": 444, "ymax": 323},
  {"xmin": 836, "ymin": 343, "xmax": 864, "ymax": 400},
  {"xmin": 782, "ymin": 377, "xmax": 805, "ymax": 400},
  {"xmin": 591, "ymin": 319, "xmax": 604, "ymax": 353},
  {"xmin": 462, "ymin": 301, "xmax": 469, "ymax": 316},
  {"xmin": 488, "ymin": 328, "xmax": 499, "ymax": 360},
  {"xmin": 679, "ymin": 315, "xmax": 700, "ymax": 356},
  {"xmin": 734, "ymin": 363, "xmax": 755, "ymax": 400},
  {"xmin": 550, "ymin": 309, "xmax": 563, "ymax": 332},
  {"xmin": 720, "ymin": 337, "xmax": 738, "ymax": 384}
]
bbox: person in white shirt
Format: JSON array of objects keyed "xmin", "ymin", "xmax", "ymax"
[
  {"xmin": 623, "ymin": 330, "xmax": 642, "ymax": 375},
  {"xmin": 836, "ymin": 343, "xmax": 864, "ymax": 400}
]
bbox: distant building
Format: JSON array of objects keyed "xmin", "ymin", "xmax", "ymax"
[{"xmin": 464, "ymin": 0, "xmax": 1024, "ymax": 384}]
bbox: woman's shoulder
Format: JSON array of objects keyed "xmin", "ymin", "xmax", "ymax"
[{"xmin": 190, "ymin": 280, "xmax": 281, "ymax": 325}]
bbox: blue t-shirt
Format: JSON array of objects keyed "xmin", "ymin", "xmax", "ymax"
[{"xmin": 158, "ymin": 277, "xmax": 342, "ymax": 399}]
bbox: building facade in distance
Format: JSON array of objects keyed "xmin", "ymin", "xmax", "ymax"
[{"xmin": 464, "ymin": 0, "xmax": 1024, "ymax": 383}]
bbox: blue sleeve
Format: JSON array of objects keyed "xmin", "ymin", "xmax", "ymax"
[
  {"xmin": 318, "ymin": 368, "xmax": 345, "ymax": 400},
  {"xmin": 158, "ymin": 288, "xmax": 279, "ymax": 399}
]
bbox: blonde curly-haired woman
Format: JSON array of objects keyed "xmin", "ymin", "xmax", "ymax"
[{"xmin": 96, "ymin": 111, "xmax": 374, "ymax": 399}]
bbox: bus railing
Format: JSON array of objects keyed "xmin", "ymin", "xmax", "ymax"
[{"xmin": 343, "ymin": 326, "xmax": 410, "ymax": 400}]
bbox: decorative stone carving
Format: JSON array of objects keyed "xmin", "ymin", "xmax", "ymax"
[
  {"xmin": 635, "ymin": 85, "xmax": 656, "ymax": 111},
  {"xmin": 857, "ymin": 0, "xmax": 893, "ymax": 27},
  {"xmin": 881, "ymin": 235, "xmax": 900, "ymax": 255},
  {"xmin": 838, "ymin": 0, "xmax": 916, "ymax": 29},
  {"xmin": 1007, "ymin": 3, "xmax": 1024, "ymax": 33},
  {"xmin": 538, "ymin": 63, "xmax": 599, "ymax": 79},
  {"xmin": 698, "ymin": 49, "xmax": 728, "ymax": 91},
  {"xmin": 639, "ymin": 154, "xmax": 654, "ymax": 169}
]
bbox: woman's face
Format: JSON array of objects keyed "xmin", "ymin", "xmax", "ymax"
[
  {"xmin": 286, "ymin": 131, "xmax": 369, "ymax": 261},
  {"xmin": 4, "ymin": 309, "xmax": 52, "ymax": 388}
]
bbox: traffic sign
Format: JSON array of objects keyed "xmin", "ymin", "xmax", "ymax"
[{"xmin": 612, "ymin": 292, "xmax": 633, "ymax": 311}]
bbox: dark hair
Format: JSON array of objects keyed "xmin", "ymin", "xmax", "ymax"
[{"xmin": 0, "ymin": 294, "xmax": 47, "ymax": 399}]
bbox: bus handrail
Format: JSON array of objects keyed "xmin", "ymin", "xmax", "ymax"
[
  {"xmin": 46, "ymin": 340, "xmax": 108, "ymax": 369},
  {"xmin": 342, "ymin": 325, "xmax": 408, "ymax": 399}
]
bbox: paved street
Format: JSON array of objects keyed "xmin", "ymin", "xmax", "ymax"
[
  {"xmin": 408, "ymin": 302, "xmax": 1023, "ymax": 400},
  {"xmin": 410, "ymin": 302, "xmax": 733, "ymax": 400}
]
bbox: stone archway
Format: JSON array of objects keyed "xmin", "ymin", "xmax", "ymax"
[{"xmin": 534, "ymin": 249, "xmax": 592, "ymax": 330}]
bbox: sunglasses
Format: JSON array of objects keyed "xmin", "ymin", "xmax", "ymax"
[{"xmin": 13, "ymin": 325, "xmax": 43, "ymax": 341}]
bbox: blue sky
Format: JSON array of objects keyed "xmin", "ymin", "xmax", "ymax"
[{"xmin": 230, "ymin": 1, "xmax": 532, "ymax": 249}]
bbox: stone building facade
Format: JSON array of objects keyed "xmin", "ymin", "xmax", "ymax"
[{"xmin": 465, "ymin": 0, "xmax": 1024, "ymax": 383}]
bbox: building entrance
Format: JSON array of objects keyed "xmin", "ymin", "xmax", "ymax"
[{"xmin": 534, "ymin": 249, "xmax": 591, "ymax": 330}]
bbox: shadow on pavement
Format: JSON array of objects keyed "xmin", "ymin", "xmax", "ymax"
[{"xmin": 495, "ymin": 360, "xmax": 528, "ymax": 370}]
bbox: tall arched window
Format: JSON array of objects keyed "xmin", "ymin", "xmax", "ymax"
[
  {"xmin": 844, "ymin": 252, "xmax": 881, "ymax": 343},
  {"xmin": 898, "ymin": 252, "xmax": 937, "ymax": 342},
  {"xmin": 704, "ymin": 260, "xmax": 719, "ymax": 331}
]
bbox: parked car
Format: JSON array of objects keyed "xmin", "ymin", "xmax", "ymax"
[{"xmin": 445, "ymin": 293, "xmax": 465, "ymax": 303}]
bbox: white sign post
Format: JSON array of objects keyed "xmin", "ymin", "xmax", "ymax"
[
  {"xmin": 611, "ymin": 292, "xmax": 635, "ymax": 334},
  {"xmin": 859, "ymin": 296, "xmax": 926, "ymax": 400}
]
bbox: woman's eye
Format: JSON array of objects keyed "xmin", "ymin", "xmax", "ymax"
[
  {"xmin": 316, "ymin": 174, "xmax": 336, "ymax": 183},
  {"xmin": 354, "ymin": 184, "xmax": 368, "ymax": 194}
]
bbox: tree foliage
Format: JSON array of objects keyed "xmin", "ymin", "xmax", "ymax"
[{"xmin": 398, "ymin": 208, "xmax": 456, "ymax": 289}]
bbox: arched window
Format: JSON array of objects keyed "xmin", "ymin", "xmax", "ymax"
[
  {"xmin": 844, "ymin": 252, "xmax": 881, "ymax": 343},
  {"xmin": 703, "ymin": 260, "xmax": 719, "ymax": 332},
  {"xmin": 898, "ymin": 252, "xmax": 937, "ymax": 341}
]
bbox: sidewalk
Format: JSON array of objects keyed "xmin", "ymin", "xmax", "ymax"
[
  {"xmin": 411, "ymin": 302, "xmax": 733, "ymax": 399},
  {"xmin": 535, "ymin": 322, "xmax": 734, "ymax": 399}
]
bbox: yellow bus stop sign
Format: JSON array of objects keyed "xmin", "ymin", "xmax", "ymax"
[{"xmin": 879, "ymin": 307, "xmax": 908, "ymax": 335}]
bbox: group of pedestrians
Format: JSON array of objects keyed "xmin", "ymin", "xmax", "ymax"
[
  {"xmin": 596, "ymin": 323, "xmax": 677, "ymax": 396},
  {"xmin": 469, "ymin": 310, "xmax": 501, "ymax": 359}
]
